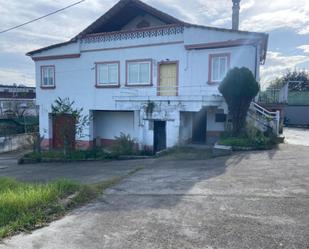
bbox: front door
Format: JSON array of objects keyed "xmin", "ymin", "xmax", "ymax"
[
  {"xmin": 154, "ymin": 121, "xmax": 166, "ymax": 153},
  {"xmin": 52, "ymin": 114, "xmax": 76, "ymax": 150},
  {"xmin": 192, "ymin": 110, "xmax": 207, "ymax": 143},
  {"xmin": 158, "ymin": 63, "xmax": 178, "ymax": 96}
]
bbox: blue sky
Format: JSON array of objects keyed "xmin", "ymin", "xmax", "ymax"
[{"xmin": 0, "ymin": 0, "xmax": 308, "ymax": 88}]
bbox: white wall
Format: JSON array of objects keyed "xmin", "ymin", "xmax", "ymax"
[
  {"xmin": 207, "ymin": 109, "xmax": 225, "ymax": 132},
  {"xmin": 93, "ymin": 111, "xmax": 135, "ymax": 140}
]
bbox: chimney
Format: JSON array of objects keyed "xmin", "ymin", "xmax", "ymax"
[{"xmin": 232, "ymin": 0, "xmax": 241, "ymax": 30}]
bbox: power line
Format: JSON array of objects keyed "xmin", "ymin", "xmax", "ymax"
[{"xmin": 0, "ymin": 0, "xmax": 86, "ymax": 34}]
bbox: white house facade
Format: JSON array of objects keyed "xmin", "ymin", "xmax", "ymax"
[{"xmin": 27, "ymin": 0, "xmax": 268, "ymax": 152}]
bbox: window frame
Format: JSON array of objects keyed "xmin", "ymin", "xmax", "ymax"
[
  {"xmin": 208, "ymin": 53, "xmax": 231, "ymax": 84},
  {"xmin": 40, "ymin": 65, "xmax": 56, "ymax": 89},
  {"xmin": 95, "ymin": 61, "xmax": 120, "ymax": 88},
  {"xmin": 126, "ymin": 59, "xmax": 153, "ymax": 86}
]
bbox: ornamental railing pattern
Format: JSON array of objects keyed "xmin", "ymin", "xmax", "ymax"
[{"xmin": 82, "ymin": 25, "xmax": 184, "ymax": 44}]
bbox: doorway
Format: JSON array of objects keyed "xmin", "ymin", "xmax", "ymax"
[
  {"xmin": 52, "ymin": 114, "xmax": 76, "ymax": 150},
  {"xmin": 192, "ymin": 109, "xmax": 207, "ymax": 143},
  {"xmin": 154, "ymin": 121, "xmax": 166, "ymax": 152},
  {"xmin": 158, "ymin": 62, "xmax": 178, "ymax": 96}
]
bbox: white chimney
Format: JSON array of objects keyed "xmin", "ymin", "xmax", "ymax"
[{"xmin": 232, "ymin": 0, "xmax": 241, "ymax": 30}]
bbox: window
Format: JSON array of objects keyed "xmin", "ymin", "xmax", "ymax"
[
  {"xmin": 215, "ymin": 113, "xmax": 227, "ymax": 123},
  {"xmin": 96, "ymin": 62, "xmax": 119, "ymax": 86},
  {"xmin": 127, "ymin": 60, "xmax": 152, "ymax": 85},
  {"xmin": 209, "ymin": 54, "xmax": 230, "ymax": 83},
  {"xmin": 41, "ymin": 66, "xmax": 55, "ymax": 87}
]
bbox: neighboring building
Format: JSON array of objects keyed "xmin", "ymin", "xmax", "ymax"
[
  {"xmin": 27, "ymin": 0, "xmax": 268, "ymax": 151},
  {"xmin": 0, "ymin": 84, "xmax": 37, "ymax": 117},
  {"xmin": 285, "ymin": 90, "xmax": 309, "ymax": 126}
]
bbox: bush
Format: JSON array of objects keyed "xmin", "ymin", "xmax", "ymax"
[
  {"xmin": 219, "ymin": 125, "xmax": 277, "ymax": 150},
  {"xmin": 22, "ymin": 148, "xmax": 112, "ymax": 163},
  {"xmin": 219, "ymin": 67, "xmax": 260, "ymax": 136},
  {"xmin": 111, "ymin": 133, "xmax": 138, "ymax": 156}
]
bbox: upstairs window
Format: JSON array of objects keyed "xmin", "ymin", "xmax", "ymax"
[
  {"xmin": 127, "ymin": 60, "xmax": 152, "ymax": 86},
  {"xmin": 209, "ymin": 54, "xmax": 230, "ymax": 83},
  {"xmin": 41, "ymin": 66, "xmax": 55, "ymax": 88},
  {"xmin": 96, "ymin": 62, "xmax": 119, "ymax": 87}
]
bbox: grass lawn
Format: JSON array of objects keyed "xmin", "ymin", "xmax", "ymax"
[{"xmin": 0, "ymin": 177, "xmax": 121, "ymax": 239}]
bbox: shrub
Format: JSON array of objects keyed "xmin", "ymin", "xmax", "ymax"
[
  {"xmin": 219, "ymin": 67, "xmax": 260, "ymax": 136},
  {"xmin": 112, "ymin": 133, "xmax": 137, "ymax": 156}
]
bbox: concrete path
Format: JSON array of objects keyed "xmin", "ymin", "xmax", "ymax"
[
  {"xmin": 284, "ymin": 127, "xmax": 309, "ymax": 147},
  {"xmin": 1, "ymin": 144, "xmax": 309, "ymax": 249}
]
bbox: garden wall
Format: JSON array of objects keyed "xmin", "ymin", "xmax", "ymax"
[{"xmin": 0, "ymin": 133, "xmax": 34, "ymax": 153}]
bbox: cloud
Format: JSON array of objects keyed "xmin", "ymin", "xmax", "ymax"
[
  {"xmin": 260, "ymin": 51, "xmax": 309, "ymax": 88},
  {"xmin": 240, "ymin": 0, "xmax": 309, "ymax": 34},
  {"xmin": 298, "ymin": 45, "xmax": 309, "ymax": 54}
]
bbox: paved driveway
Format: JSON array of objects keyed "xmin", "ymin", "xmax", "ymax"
[
  {"xmin": 1, "ymin": 144, "xmax": 309, "ymax": 249},
  {"xmin": 284, "ymin": 127, "xmax": 309, "ymax": 147}
]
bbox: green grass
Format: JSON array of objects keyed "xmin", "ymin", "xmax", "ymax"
[
  {"xmin": 0, "ymin": 176, "xmax": 124, "ymax": 239},
  {"xmin": 218, "ymin": 136, "xmax": 275, "ymax": 150}
]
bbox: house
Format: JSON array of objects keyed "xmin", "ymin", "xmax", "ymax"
[
  {"xmin": 26, "ymin": 0, "xmax": 268, "ymax": 152},
  {"xmin": 0, "ymin": 84, "xmax": 37, "ymax": 117}
]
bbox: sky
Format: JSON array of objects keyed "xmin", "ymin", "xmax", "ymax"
[{"xmin": 0, "ymin": 0, "xmax": 308, "ymax": 88}]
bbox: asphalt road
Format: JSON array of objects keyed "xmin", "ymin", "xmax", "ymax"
[{"xmin": 0, "ymin": 144, "xmax": 308, "ymax": 249}]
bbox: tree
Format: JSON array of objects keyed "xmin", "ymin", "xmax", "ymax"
[
  {"xmin": 267, "ymin": 70, "xmax": 309, "ymax": 92},
  {"xmin": 219, "ymin": 67, "xmax": 260, "ymax": 136},
  {"xmin": 51, "ymin": 97, "xmax": 91, "ymax": 154}
]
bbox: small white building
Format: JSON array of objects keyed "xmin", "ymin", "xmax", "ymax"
[{"xmin": 27, "ymin": 0, "xmax": 268, "ymax": 152}]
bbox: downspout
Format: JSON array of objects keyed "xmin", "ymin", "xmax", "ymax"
[{"xmin": 254, "ymin": 43, "xmax": 258, "ymax": 80}]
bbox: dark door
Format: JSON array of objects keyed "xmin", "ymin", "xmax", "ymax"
[
  {"xmin": 154, "ymin": 121, "xmax": 166, "ymax": 153},
  {"xmin": 52, "ymin": 114, "xmax": 76, "ymax": 150},
  {"xmin": 192, "ymin": 110, "xmax": 207, "ymax": 143}
]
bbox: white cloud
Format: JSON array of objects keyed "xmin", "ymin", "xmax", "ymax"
[
  {"xmin": 260, "ymin": 51, "xmax": 309, "ymax": 88},
  {"xmin": 298, "ymin": 45, "xmax": 309, "ymax": 54},
  {"xmin": 240, "ymin": 0, "xmax": 309, "ymax": 34}
]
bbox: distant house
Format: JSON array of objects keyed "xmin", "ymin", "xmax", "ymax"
[
  {"xmin": 27, "ymin": 0, "xmax": 268, "ymax": 151},
  {"xmin": 0, "ymin": 84, "xmax": 37, "ymax": 117}
]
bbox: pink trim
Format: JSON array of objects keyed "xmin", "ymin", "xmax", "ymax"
[
  {"xmin": 185, "ymin": 39, "xmax": 260, "ymax": 50},
  {"xmin": 84, "ymin": 24, "xmax": 181, "ymax": 38},
  {"xmin": 33, "ymin": 54, "xmax": 80, "ymax": 61},
  {"xmin": 95, "ymin": 61, "xmax": 121, "ymax": 88},
  {"xmin": 208, "ymin": 53, "xmax": 231, "ymax": 84},
  {"xmin": 157, "ymin": 61, "xmax": 179, "ymax": 96},
  {"xmin": 81, "ymin": 41, "xmax": 184, "ymax": 53},
  {"xmin": 40, "ymin": 65, "xmax": 56, "ymax": 89},
  {"xmin": 125, "ymin": 59, "xmax": 153, "ymax": 87}
]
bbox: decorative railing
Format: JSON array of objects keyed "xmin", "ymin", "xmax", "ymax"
[
  {"xmin": 82, "ymin": 25, "xmax": 184, "ymax": 43},
  {"xmin": 248, "ymin": 102, "xmax": 280, "ymax": 135}
]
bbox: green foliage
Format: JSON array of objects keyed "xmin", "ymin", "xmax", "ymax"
[
  {"xmin": 219, "ymin": 125, "xmax": 277, "ymax": 150},
  {"xmin": 22, "ymin": 148, "xmax": 111, "ymax": 162},
  {"xmin": 219, "ymin": 67, "xmax": 260, "ymax": 135},
  {"xmin": 0, "ymin": 178, "xmax": 80, "ymax": 238},
  {"xmin": 112, "ymin": 133, "xmax": 138, "ymax": 156},
  {"xmin": 51, "ymin": 97, "xmax": 91, "ymax": 138},
  {"xmin": 268, "ymin": 70, "xmax": 309, "ymax": 92}
]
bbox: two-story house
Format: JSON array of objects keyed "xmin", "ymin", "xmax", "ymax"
[{"xmin": 27, "ymin": 0, "xmax": 268, "ymax": 152}]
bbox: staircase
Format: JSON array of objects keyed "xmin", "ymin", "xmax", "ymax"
[{"xmin": 248, "ymin": 102, "xmax": 280, "ymax": 135}]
